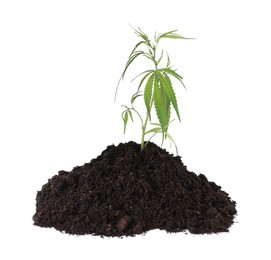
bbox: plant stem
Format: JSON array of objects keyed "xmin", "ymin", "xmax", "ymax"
[
  {"xmin": 141, "ymin": 113, "xmax": 149, "ymax": 150},
  {"xmin": 140, "ymin": 44, "xmax": 159, "ymax": 151},
  {"xmin": 130, "ymin": 108, "xmax": 145, "ymax": 150}
]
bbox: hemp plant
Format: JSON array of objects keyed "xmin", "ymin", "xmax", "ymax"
[{"xmin": 115, "ymin": 27, "xmax": 191, "ymax": 154}]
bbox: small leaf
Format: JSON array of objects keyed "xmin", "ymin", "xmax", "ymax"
[
  {"xmin": 165, "ymin": 132, "xmax": 178, "ymax": 155},
  {"xmin": 157, "ymin": 30, "xmax": 194, "ymax": 42},
  {"xmin": 128, "ymin": 41, "xmax": 145, "ymax": 58},
  {"xmin": 122, "ymin": 110, "xmax": 129, "ymax": 134},
  {"xmin": 143, "ymin": 53, "xmax": 156, "ymax": 63},
  {"xmin": 150, "ymin": 122, "xmax": 161, "ymax": 127},
  {"xmin": 128, "ymin": 109, "xmax": 133, "ymax": 122},
  {"xmin": 130, "ymin": 70, "xmax": 154, "ymax": 83},
  {"xmin": 115, "ymin": 51, "xmax": 144, "ymax": 102},
  {"xmin": 157, "ymin": 49, "xmax": 164, "ymax": 65},
  {"xmin": 131, "ymin": 91, "xmax": 143, "ymax": 104},
  {"xmin": 144, "ymin": 127, "xmax": 162, "ymax": 135},
  {"xmin": 132, "ymin": 26, "xmax": 151, "ymax": 46},
  {"xmin": 121, "ymin": 51, "xmax": 143, "ymax": 80},
  {"xmin": 166, "ymin": 52, "xmax": 170, "ymax": 67}
]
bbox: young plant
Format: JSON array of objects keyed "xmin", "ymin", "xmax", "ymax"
[{"xmin": 115, "ymin": 27, "xmax": 191, "ymax": 154}]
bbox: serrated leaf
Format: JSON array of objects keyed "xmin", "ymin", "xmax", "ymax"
[
  {"xmin": 159, "ymin": 72, "xmax": 181, "ymax": 121},
  {"xmin": 163, "ymin": 68, "xmax": 186, "ymax": 89},
  {"xmin": 165, "ymin": 96, "xmax": 171, "ymax": 130},
  {"xmin": 153, "ymin": 76, "xmax": 168, "ymax": 135},
  {"xmin": 159, "ymin": 77, "xmax": 171, "ymax": 132},
  {"xmin": 144, "ymin": 73, "xmax": 155, "ymax": 119}
]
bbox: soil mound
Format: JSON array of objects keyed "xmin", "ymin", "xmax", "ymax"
[{"xmin": 33, "ymin": 142, "xmax": 237, "ymax": 236}]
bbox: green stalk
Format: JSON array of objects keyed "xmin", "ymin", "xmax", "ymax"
[
  {"xmin": 141, "ymin": 113, "xmax": 149, "ymax": 150},
  {"xmin": 141, "ymin": 45, "xmax": 158, "ymax": 151}
]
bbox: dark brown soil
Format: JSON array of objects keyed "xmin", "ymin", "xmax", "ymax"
[{"xmin": 33, "ymin": 141, "xmax": 237, "ymax": 237}]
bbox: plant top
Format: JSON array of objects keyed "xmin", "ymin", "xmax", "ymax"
[{"xmin": 115, "ymin": 27, "xmax": 192, "ymax": 154}]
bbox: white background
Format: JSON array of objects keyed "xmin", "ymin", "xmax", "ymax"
[{"xmin": 1, "ymin": 0, "xmax": 270, "ymax": 259}]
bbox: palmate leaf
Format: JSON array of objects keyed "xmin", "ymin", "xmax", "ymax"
[
  {"xmin": 144, "ymin": 73, "xmax": 155, "ymax": 119},
  {"xmin": 159, "ymin": 72, "xmax": 181, "ymax": 121}
]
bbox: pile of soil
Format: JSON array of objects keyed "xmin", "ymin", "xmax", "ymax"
[{"xmin": 33, "ymin": 142, "xmax": 237, "ymax": 237}]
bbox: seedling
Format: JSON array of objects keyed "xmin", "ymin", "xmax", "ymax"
[{"xmin": 115, "ymin": 27, "xmax": 191, "ymax": 154}]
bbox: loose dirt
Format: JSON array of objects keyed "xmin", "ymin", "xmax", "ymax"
[{"xmin": 33, "ymin": 142, "xmax": 237, "ymax": 236}]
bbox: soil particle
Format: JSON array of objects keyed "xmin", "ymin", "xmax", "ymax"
[{"xmin": 33, "ymin": 141, "xmax": 237, "ymax": 237}]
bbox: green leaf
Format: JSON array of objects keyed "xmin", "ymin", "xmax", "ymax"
[
  {"xmin": 144, "ymin": 73, "xmax": 155, "ymax": 119},
  {"xmin": 122, "ymin": 110, "xmax": 129, "ymax": 134},
  {"xmin": 150, "ymin": 122, "xmax": 161, "ymax": 126},
  {"xmin": 157, "ymin": 30, "xmax": 193, "ymax": 42},
  {"xmin": 132, "ymin": 26, "xmax": 151, "ymax": 46},
  {"xmin": 137, "ymin": 28, "xmax": 150, "ymax": 45},
  {"xmin": 136, "ymin": 71, "xmax": 154, "ymax": 92},
  {"xmin": 157, "ymin": 49, "xmax": 164, "ymax": 65},
  {"xmin": 130, "ymin": 69, "xmax": 154, "ymax": 83},
  {"xmin": 153, "ymin": 75, "xmax": 168, "ymax": 135},
  {"xmin": 166, "ymin": 52, "xmax": 170, "ymax": 67},
  {"xmin": 131, "ymin": 91, "xmax": 143, "ymax": 104},
  {"xmin": 144, "ymin": 127, "xmax": 162, "ymax": 135},
  {"xmin": 128, "ymin": 41, "xmax": 145, "ymax": 58},
  {"xmin": 159, "ymin": 77, "xmax": 171, "ymax": 133},
  {"xmin": 162, "ymin": 68, "xmax": 186, "ymax": 89},
  {"xmin": 128, "ymin": 110, "xmax": 133, "ymax": 122},
  {"xmin": 121, "ymin": 51, "xmax": 143, "ymax": 80},
  {"xmin": 114, "ymin": 51, "xmax": 144, "ymax": 102},
  {"xmin": 159, "ymin": 72, "xmax": 181, "ymax": 121},
  {"xmin": 165, "ymin": 132, "xmax": 178, "ymax": 155},
  {"xmin": 143, "ymin": 53, "xmax": 156, "ymax": 63}
]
